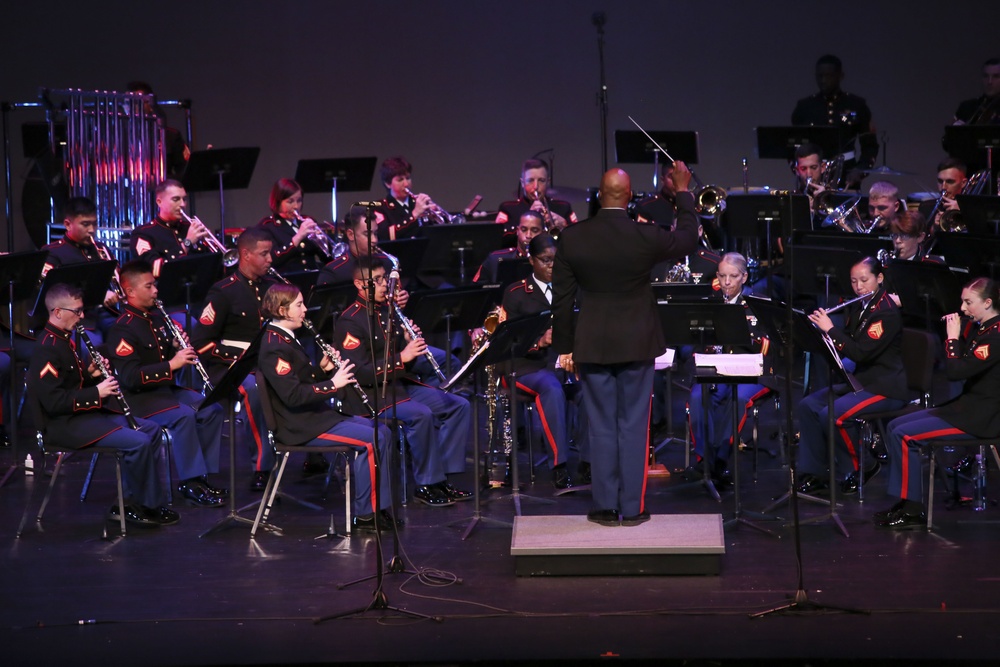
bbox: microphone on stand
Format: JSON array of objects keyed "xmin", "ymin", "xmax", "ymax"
[{"xmin": 386, "ymin": 269, "xmax": 400, "ymax": 303}]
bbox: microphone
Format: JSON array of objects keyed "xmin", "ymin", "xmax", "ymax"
[
  {"xmin": 353, "ymin": 201, "xmax": 381, "ymax": 208},
  {"xmin": 386, "ymin": 269, "xmax": 400, "ymax": 302},
  {"xmin": 591, "ymin": 11, "xmax": 606, "ymax": 27}
]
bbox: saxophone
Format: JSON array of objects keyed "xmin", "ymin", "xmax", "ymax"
[{"xmin": 474, "ymin": 307, "xmax": 513, "ymax": 487}]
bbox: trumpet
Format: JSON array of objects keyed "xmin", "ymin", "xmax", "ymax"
[
  {"xmin": 154, "ymin": 299, "xmax": 213, "ymax": 393},
  {"xmin": 76, "ymin": 325, "xmax": 140, "ymax": 430},
  {"xmin": 300, "ymin": 318, "xmax": 376, "ymax": 418},
  {"xmin": 93, "ymin": 241, "xmax": 127, "ymax": 308},
  {"xmin": 293, "ymin": 211, "xmax": 333, "ymax": 261},
  {"xmin": 821, "ymin": 291, "xmax": 875, "ymax": 314},
  {"xmin": 406, "ymin": 188, "xmax": 463, "ymax": 225},
  {"xmin": 179, "ymin": 209, "xmax": 239, "ymax": 267},
  {"xmin": 876, "ymin": 248, "xmax": 896, "ymax": 265}
]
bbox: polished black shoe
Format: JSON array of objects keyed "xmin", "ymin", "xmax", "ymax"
[
  {"xmin": 840, "ymin": 462, "xmax": 881, "ymax": 495},
  {"xmin": 680, "ymin": 465, "xmax": 704, "ymax": 482},
  {"xmin": 199, "ymin": 476, "xmax": 228, "ymax": 498},
  {"xmin": 352, "ymin": 514, "xmax": 379, "ymax": 532},
  {"xmin": 946, "ymin": 454, "xmax": 976, "ymax": 476},
  {"xmin": 587, "ymin": 509, "xmax": 620, "ymax": 526},
  {"xmin": 177, "ymin": 480, "xmax": 225, "ymax": 508},
  {"xmin": 872, "ymin": 500, "xmax": 908, "ymax": 524},
  {"xmin": 875, "ymin": 507, "xmax": 927, "ymax": 530},
  {"xmin": 144, "ymin": 506, "xmax": 181, "ymax": 526},
  {"xmin": 577, "ymin": 461, "xmax": 592, "ymax": 485},
  {"xmin": 108, "ymin": 504, "xmax": 160, "ymax": 528},
  {"xmin": 712, "ymin": 461, "xmax": 733, "ymax": 488},
  {"xmin": 302, "ymin": 453, "xmax": 330, "ymax": 475},
  {"xmin": 436, "ymin": 481, "xmax": 473, "ymax": 502},
  {"xmin": 380, "ymin": 509, "xmax": 404, "ymax": 527},
  {"xmin": 414, "ymin": 484, "xmax": 455, "ymax": 507},
  {"xmin": 795, "ymin": 474, "xmax": 829, "ymax": 496},
  {"xmin": 870, "ymin": 433, "xmax": 889, "ymax": 463},
  {"xmin": 249, "ymin": 470, "xmax": 270, "ymax": 493},
  {"xmin": 552, "ymin": 465, "xmax": 573, "ymax": 490},
  {"xmin": 621, "ymin": 510, "xmax": 651, "ymax": 527}
]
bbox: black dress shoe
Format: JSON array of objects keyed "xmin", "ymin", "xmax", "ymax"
[
  {"xmin": 435, "ymin": 481, "xmax": 473, "ymax": 502},
  {"xmin": 587, "ymin": 509, "xmax": 620, "ymax": 526},
  {"xmin": 872, "ymin": 499, "xmax": 909, "ymax": 524},
  {"xmin": 712, "ymin": 461, "xmax": 733, "ymax": 488},
  {"xmin": 414, "ymin": 484, "xmax": 455, "ymax": 507},
  {"xmin": 621, "ymin": 510, "xmax": 651, "ymax": 527},
  {"xmin": 680, "ymin": 465, "xmax": 704, "ymax": 482},
  {"xmin": 108, "ymin": 504, "xmax": 160, "ymax": 528},
  {"xmin": 875, "ymin": 507, "xmax": 927, "ymax": 530},
  {"xmin": 577, "ymin": 461, "xmax": 592, "ymax": 485},
  {"xmin": 947, "ymin": 454, "xmax": 976, "ymax": 476},
  {"xmin": 199, "ymin": 476, "xmax": 228, "ymax": 498},
  {"xmin": 352, "ymin": 514, "xmax": 379, "ymax": 532},
  {"xmin": 249, "ymin": 470, "xmax": 270, "ymax": 492},
  {"xmin": 552, "ymin": 465, "xmax": 573, "ymax": 489},
  {"xmin": 840, "ymin": 462, "xmax": 881, "ymax": 495},
  {"xmin": 302, "ymin": 453, "xmax": 330, "ymax": 475},
  {"xmin": 380, "ymin": 509, "xmax": 403, "ymax": 527},
  {"xmin": 144, "ymin": 506, "xmax": 181, "ymax": 526},
  {"xmin": 795, "ymin": 474, "xmax": 829, "ymax": 495},
  {"xmin": 177, "ymin": 480, "xmax": 225, "ymax": 508}
]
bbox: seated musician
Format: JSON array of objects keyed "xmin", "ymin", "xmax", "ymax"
[
  {"xmin": 334, "ymin": 263, "xmax": 472, "ymax": 507},
  {"xmin": 41, "ymin": 196, "xmax": 121, "ymax": 342},
  {"xmin": 109, "ymin": 261, "xmax": 227, "ymax": 508},
  {"xmin": 257, "ymin": 283, "xmax": 396, "ymax": 532},
  {"xmin": 866, "ymin": 181, "xmax": 902, "ymax": 234},
  {"xmin": 373, "ymin": 156, "xmax": 434, "ymax": 242},
  {"xmin": 28, "ymin": 283, "xmax": 178, "ymax": 528},
  {"xmin": 635, "ymin": 160, "xmax": 678, "ymax": 228},
  {"xmin": 686, "ymin": 253, "xmax": 771, "ymax": 487},
  {"xmin": 888, "ymin": 211, "xmax": 931, "ymax": 263},
  {"xmin": 473, "ymin": 210, "xmax": 543, "ymax": 284},
  {"xmin": 877, "ymin": 277, "xmax": 1000, "ymax": 530},
  {"xmin": 499, "ymin": 233, "xmax": 588, "ymax": 489},
  {"xmin": 495, "ymin": 158, "xmax": 576, "ymax": 234},
  {"xmin": 257, "ymin": 178, "xmax": 330, "ymax": 273},
  {"xmin": 795, "ymin": 257, "xmax": 910, "ymax": 496},
  {"xmin": 130, "ymin": 179, "xmax": 212, "ymax": 277},
  {"xmin": 919, "ymin": 158, "xmax": 967, "ymax": 233},
  {"xmin": 124, "ymin": 81, "xmax": 190, "ymax": 178},
  {"xmin": 953, "ymin": 58, "xmax": 1000, "ymax": 126}
]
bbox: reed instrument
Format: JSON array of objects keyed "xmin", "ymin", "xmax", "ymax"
[{"xmin": 76, "ymin": 325, "xmax": 140, "ymax": 429}]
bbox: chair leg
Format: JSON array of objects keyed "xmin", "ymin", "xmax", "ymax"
[
  {"xmin": 524, "ymin": 404, "xmax": 536, "ymax": 483},
  {"xmin": 396, "ymin": 425, "xmax": 408, "ymax": 505},
  {"xmin": 80, "ymin": 452, "xmax": 100, "ymax": 502},
  {"xmin": 927, "ymin": 449, "xmax": 936, "ymax": 530},
  {"xmin": 251, "ymin": 453, "xmax": 289, "ymax": 539},
  {"xmin": 161, "ymin": 429, "xmax": 173, "ymax": 505},
  {"xmin": 36, "ymin": 453, "xmax": 67, "ymax": 523},
  {"xmin": 110, "ymin": 452, "xmax": 126, "ymax": 538},
  {"xmin": 344, "ymin": 454, "xmax": 353, "ymax": 535}
]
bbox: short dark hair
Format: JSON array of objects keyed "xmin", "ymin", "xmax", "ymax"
[
  {"xmin": 154, "ymin": 179, "xmax": 184, "ymax": 197},
  {"xmin": 238, "ymin": 227, "xmax": 271, "ymax": 251},
  {"xmin": 518, "ymin": 210, "xmax": 544, "ymax": 227},
  {"xmin": 380, "ymin": 156, "xmax": 412, "ymax": 187},
  {"xmin": 45, "ymin": 283, "xmax": 83, "ymax": 311},
  {"xmin": 352, "ymin": 262, "xmax": 385, "ymax": 282},
  {"xmin": 346, "ymin": 205, "xmax": 375, "ymax": 232},
  {"xmin": 983, "ymin": 58, "xmax": 1000, "ymax": 68},
  {"xmin": 816, "ymin": 54, "xmax": 843, "ymax": 71},
  {"xmin": 62, "ymin": 196, "xmax": 96, "ymax": 220},
  {"xmin": 936, "ymin": 157, "xmax": 967, "ymax": 175},
  {"xmin": 262, "ymin": 283, "xmax": 301, "ymax": 320},
  {"xmin": 794, "ymin": 143, "xmax": 823, "ymax": 161},
  {"xmin": 521, "ymin": 159, "xmax": 549, "ymax": 178},
  {"xmin": 119, "ymin": 260, "xmax": 155, "ymax": 290},
  {"xmin": 268, "ymin": 178, "xmax": 302, "ymax": 215},
  {"xmin": 528, "ymin": 233, "xmax": 556, "ymax": 257}
]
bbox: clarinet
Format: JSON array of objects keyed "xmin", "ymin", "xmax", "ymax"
[
  {"xmin": 300, "ymin": 318, "xmax": 377, "ymax": 418},
  {"xmin": 390, "ymin": 301, "xmax": 447, "ymax": 383},
  {"xmin": 153, "ymin": 299, "xmax": 214, "ymax": 393},
  {"xmin": 76, "ymin": 325, "xmax": 140, "ymax": 430}
]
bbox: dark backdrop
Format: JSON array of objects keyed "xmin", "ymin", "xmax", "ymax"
[{"xmin": 2, "ymin": 0, "xmax": 998, "ymax": 250}]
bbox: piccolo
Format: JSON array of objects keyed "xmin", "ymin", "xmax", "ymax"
[
  {"xmin": 76, "ymin": 325, "xmax": 140, "ymax": 430},
  {"xmin": 821, "ymin": 292, "xmax": 874, "ymax": 315},
  {"xmin": 300, "ymin": 318, "xmax": 377, "ymax": 418},
  {"xmin": 154, "ymin": 299, "xmax": 214, "ymax": 393}
]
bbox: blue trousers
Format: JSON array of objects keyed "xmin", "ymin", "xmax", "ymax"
[
  {"xmin": 94, "ymin": 416, "xmax": 167, "ymax": 508},
  {"xmin": 236, "ymin": 374, "xmax": 270, "ymax": 472},
  {"xmin": 381, "ymin": 384, "xmax": 470, "ymax": 485},
  {"xmin": 579, "ymin": 361, "xmax": 654, "ymax": 517},
  {"xmin": 796, "ymin": 388, "xmax": 907, "ymax": 478},
  {"xmin": 509, "ymin": 370, "xmax": 568, "ymax": 468},
  {"xmin": 885, "ymin": 411, "xmax": 973, "ymax": 502},
  {"xmin": 411, "ymin": 346, "xmax": 460, "ymax": 387},
  {"xmin": 302, "ymin": 417, "xmax": 393, "ymax": 516},
  {"xmin": 690, "ymin": 383, "xmax": 769, "ymax": 465},
  {"xmin": 144, "ymin": 391, "xmax": 223, "ymax": 481}
]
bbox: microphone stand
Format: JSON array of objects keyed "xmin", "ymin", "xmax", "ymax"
[{"xmin": 592, "ymin": 11, "xmax": 609, "ymax": 173}]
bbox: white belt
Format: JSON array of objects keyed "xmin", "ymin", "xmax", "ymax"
[{"xmin": 221, "ymin": 339, "xmax": 250, "ymax": 350}]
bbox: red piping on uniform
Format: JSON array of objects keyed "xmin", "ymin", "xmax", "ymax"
[
  {"xmin": 835, "ymin": 394, "xmax": 887, "ymax": 470},
  {"xmin": 239, "ymin": 384, "xmax": 265, "ymax": 472},
  {"xmin": 900, "ymin": 427, "xmax": 965, "ymax": 498},
  {"xmin": 317, "ymin": 433, "xmax": 377, "ymax": 513}
]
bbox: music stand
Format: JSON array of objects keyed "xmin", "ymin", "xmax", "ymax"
[
  {"xmin": 726, "ymin": 194, "xmax": 808, "ymax": 300},
  {"xmin": 794, "ymin": 229, "xmax": 887, "ymax": 256},
  {"xmin": 419, "ymin": 223, "xmax": 506, "ymax": 286},
  {"xmin": 614, "ymin": 130, "xmax": 699, "ymax": 189},
  {"xmin": 155, "ymin": 253, "xmax": 224, "ymax": 334},
  {"xmin": 30, "ymin": 261, "xmax": 117, "ymax": 330},
  {"xmin": 199, "ymin": 325, "xmax": 266, "ymax": 537},
  {"xmin": 651, "ymin": 283, "xmax": 716, "ymax": 302},
  {"xmin": 789, "ymin": 245, "xmax": 860, "ymax": 306},
  {"xmin": 943, "ymin": 126, "xmax": 1000, "ymax": 194},
  {"xmin": 755, "ymin": 126, "xmax": 844, "ymax": 162},
  {"xmin": 307, "ymin": 282, "xmax": 358, "ymax": 338},
  {"xmin": 0, "ymin": 250, "xmax": 48, "ymax": 489},
  {"xmin": 930, "ymin": 232, "xmax": 1000, "ymax": 280},
  {"xmin": 377, "ymin": 238, "xmax": 429, "ymax": 281},
  {"xmin": 183, "ymin": 147, "xmax": 260, "ymax": 239},
  {"xmin": 956, "ymin": 195, "xmax": 1000, "ymax": 235},
  {"xmin": 405, "ymin": 285, "xmax": 501, "ymax": 379},
  {"xmin": 494, "ymin": 257, "xmax": 531, "ymax": 291},
  {"xmin": 295, "ymin": 157, "xmax": 377, "ymax": 228},
  {"xmin": 885, "ymin": 261, "xmax": 962, "ymax": 330}
]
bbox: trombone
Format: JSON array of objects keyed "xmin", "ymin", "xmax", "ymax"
[{"xmin": 179, "ymin": 209, "xmax": 239, "ymax": 267}]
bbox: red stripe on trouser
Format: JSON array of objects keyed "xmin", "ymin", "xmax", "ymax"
[
  {"xmin": 834, "ymin": 394, "xmax": 886, "ymax": 471},
  {"xmin": 317, "ymin": 432, "xmax": 378, "ymax": 514},
  {"xmin": 514, "ymin": 380, "xmax": 559, "ymax": 466},
  {"xmin": 900, "ymin": 427, "xmax": 965, "ymax": 498},
  {"xmin": 725, "ymin": 387, "xmax": 772, "ymax": 449},
  {"xmin": 640, "ymin": 394, "xmax": 652, "ymax": 513},
  {"xmin": 239, "ymin": 385, "xmax": 266, "ymax": 472}
]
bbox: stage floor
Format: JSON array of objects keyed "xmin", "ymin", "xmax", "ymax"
[{"xmin": 3, "ymin": 400, "xmax": 1000, "ymax": 666}]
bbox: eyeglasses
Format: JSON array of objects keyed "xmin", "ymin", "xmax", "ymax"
[
  {"xmin": 372, "ymin": 275, "xmax": 387, "ymax": 285},
  {"xmin": 57, "ymin": 306, "xmax": 85, "ymax": 317},
  {"xmin": 889, "ymin": 233, "xmax": 914, "ymax": 241}
]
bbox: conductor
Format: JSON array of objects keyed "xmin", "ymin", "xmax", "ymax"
[{"xmin": 553, "ymin": 166, "xmax": 698, "ymax": 527}]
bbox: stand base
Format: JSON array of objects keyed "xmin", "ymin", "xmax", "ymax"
[
  {"xmin": 447, "ymin": 511, "xmax": 512, "ymax": 540},
  {"xmin": 750, "ymin": 588, "xmax": 870, "ymax": 618},
  {"xmin": 199, "ymin": 512, "xmax": 256, "ymax": 538},
  {"xmin": 0, "ymin": 463, "xmax": 19, "ymax": 489}
]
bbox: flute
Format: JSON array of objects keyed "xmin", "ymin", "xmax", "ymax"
[
  {"xmin": 821, "ymin": 291, "xmax": 874, "ymax": 315},
  {"xmin": 300, "ymin": 319, "xmax": 377, "ymax": 418},
  {"xmin": 76, "ymin": 325, "xmax": 140, "ymax": 430}
]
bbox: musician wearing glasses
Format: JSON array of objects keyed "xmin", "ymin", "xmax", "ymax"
[
  {"xmin": 473, "ymin": 210, "xmax": 544, "ymax": 284},
  {"xmin": 373, "ymin": 156, "xmax": 433, "ymax": 242},
  {"xmin": 495, "ymin": 159, "xmax": 577, "ymax": 234},
  {"xmin": 191, "ymin": 228, "xmax": 282, "ymax": 492},
  {"xmin": 258, "ymin": 283, "xmax": 396, "ymax": 532},
  {"xmin": 795, "ymin": 257, "xmax": 908, "ymax": 497},
  {"xmin": 27, "ymin": 283, "xmax": 178, "ymax": 528},
  {"xmin": 130, "ymin": 179, "xmax": 212, "ymax": 277},
  {"xmin": 876, "ymin": 278, "xmax": 1000, "ymax": 530},
  {"xmin": 257, "ymin": 178, "xmax": 328, "ymax": 273},
  {"xmin": 686, "ymin": 253, "xmax": 771, "ymax": 488},
  {"xmin": 108, "ymin": 261, "xmax": 227, "ymax": 508},
  {"xmin": 499, "ymin": 234, "xmax": 588, "ymax": 490},
  {"xmin": 41, "ymin": 196, "xmax": 121, "ymax": 342},
  {"xmin": 334, "ymin": 263, "xmax": 473, "ymax": 507}
]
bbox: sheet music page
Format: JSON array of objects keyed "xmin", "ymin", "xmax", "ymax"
[{"xmin": 694, "ymin": 353, "xmax": 763, "ymax": 376}]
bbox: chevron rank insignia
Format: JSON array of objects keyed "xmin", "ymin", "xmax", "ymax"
[
  {"xmin": 975, "ymin": 344, "xmax": 990, "ymax": 360},
  {"xmin": 199, "ymin": 303, "xmax": 216, "ymax": 326},
  {"xmin": 115, "ymin": 339, "xmax": 134, "ymax": 356},
  {"xmin": 39, "ymin": 362, "xmax": 59, "ymax": 379},
  {"xmin": 135, "ymin": 238, "xmax": 151, "ymax": 255},
  {"xmin": 275, "ymin": 358, "xmax": 291, "ymax": 376},
  {"xmin": 342, "ymin": 333, "xmax": 361, "ymax": 350},
  {"xmin": 867, "ymin": 322, "xmax": 883, "ymax": 340}
]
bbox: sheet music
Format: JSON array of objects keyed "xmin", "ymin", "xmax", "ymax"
[
  {"xmin": 654, "ymin": 348, "xmax": 676, "ymax": 370},
  {"xmin": 694, "ymin": 353, "xmax": 763, "ymax": 377}
]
